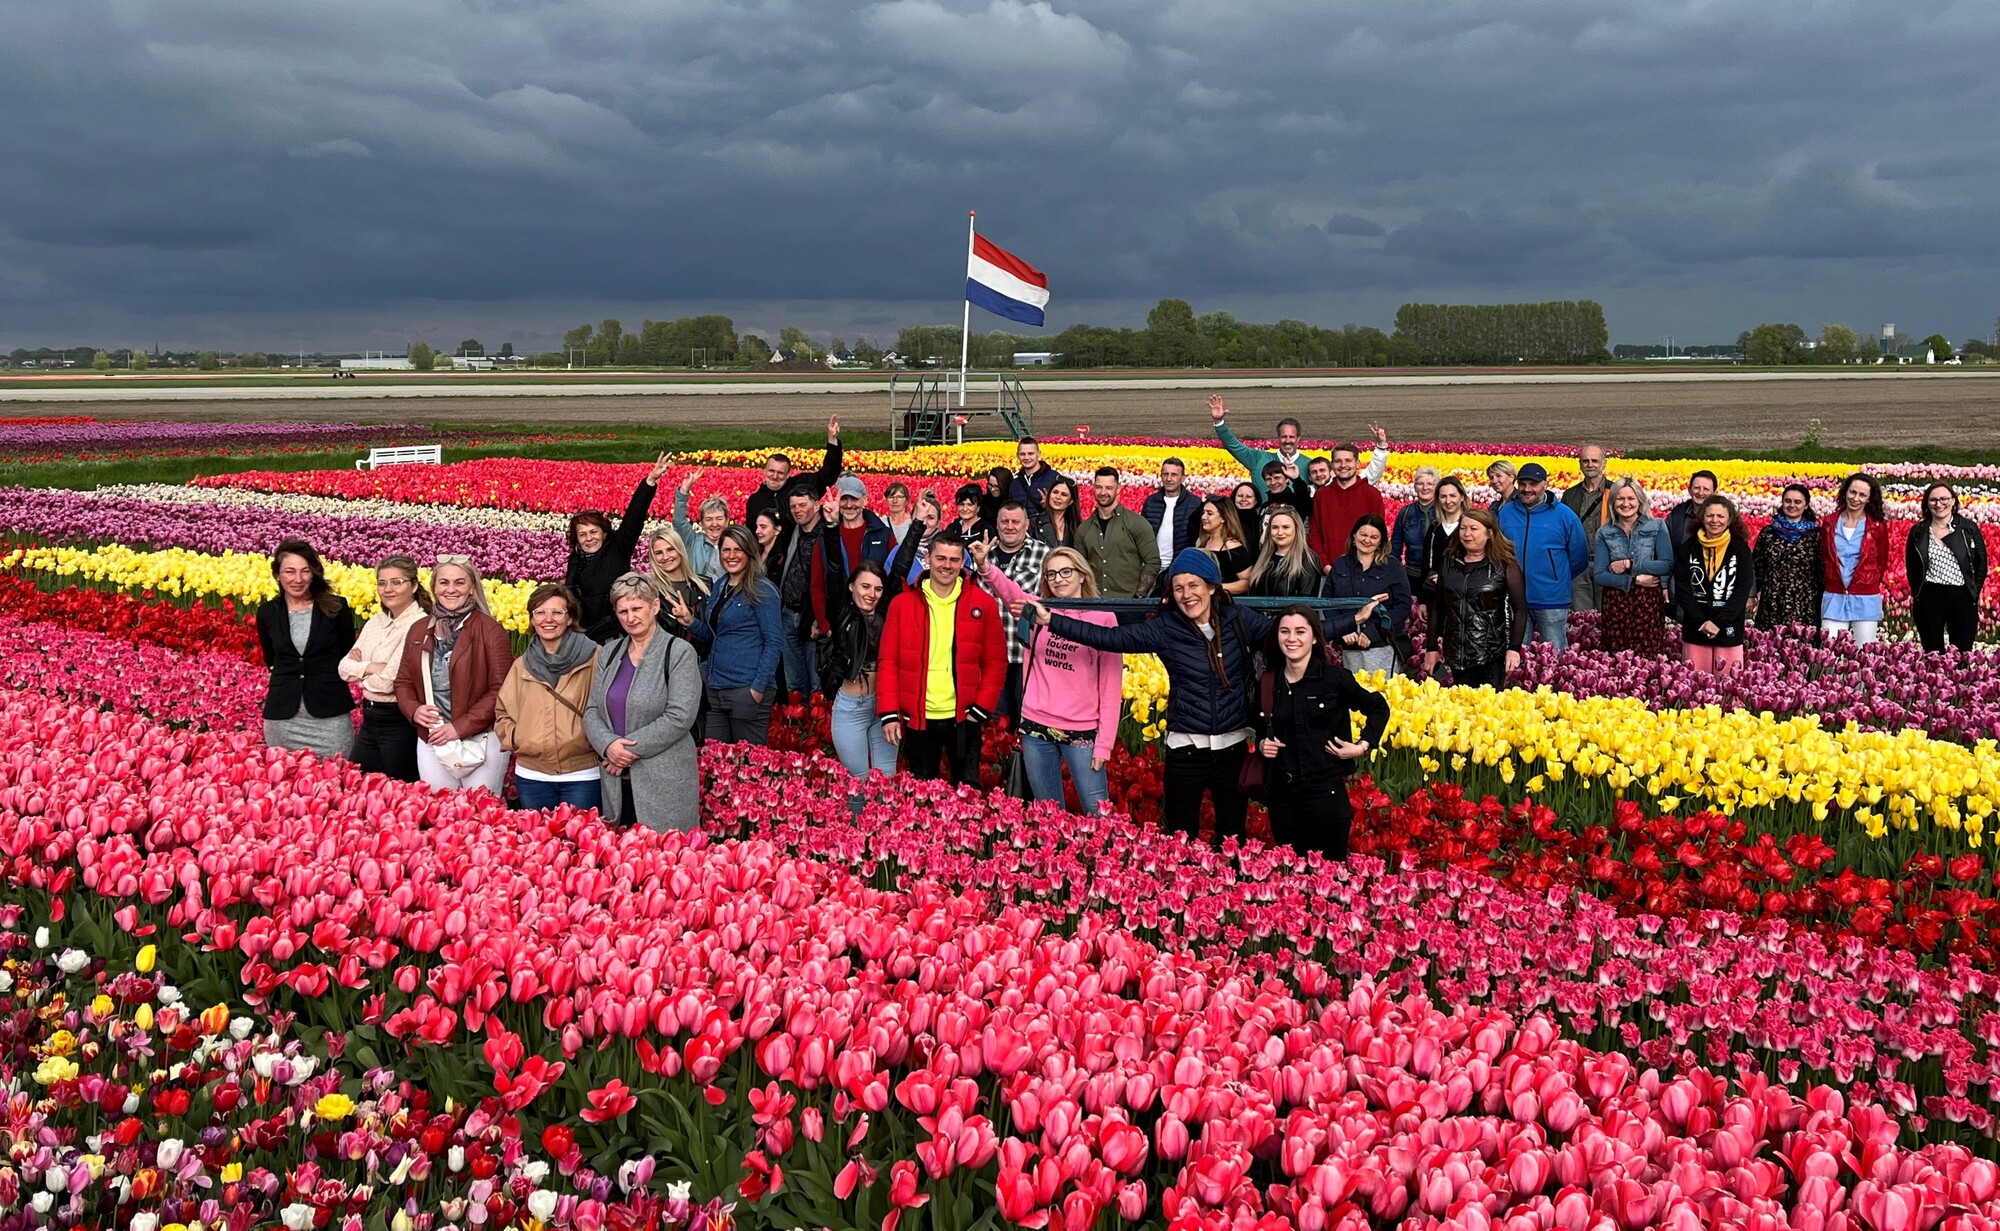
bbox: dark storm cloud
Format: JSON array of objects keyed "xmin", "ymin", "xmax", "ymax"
[{"xmin": 3, "ymin": 0, "xmax": 1998, "ymax": 347}]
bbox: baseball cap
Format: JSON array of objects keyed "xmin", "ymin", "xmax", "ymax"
[
  {"xmin": 1517, "ymin": 462, "xmax": 1549, "ymax": 482},
  {"xmin": 835, "ymin": 475, "xmax": 867, "ymax": 500}
]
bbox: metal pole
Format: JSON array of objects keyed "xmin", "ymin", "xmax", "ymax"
[{"xmin": 959, "ymin": 210, "xmax": 974, "ymax": 408}]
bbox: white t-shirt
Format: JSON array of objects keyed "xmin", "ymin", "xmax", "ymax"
[{"xmin": 1155, "ymin": 493, "xmax": 1182, "ymax": 567}]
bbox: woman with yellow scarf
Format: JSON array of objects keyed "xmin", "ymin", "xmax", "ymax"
[{"xmin": 1675, "ymin": 495, "xmax": 1755, "ymax": 675}]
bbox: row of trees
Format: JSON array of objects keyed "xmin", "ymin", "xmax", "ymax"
[{"xmin": 1391, "ymin": 301, "xmax": 1610, "ymax": 365}]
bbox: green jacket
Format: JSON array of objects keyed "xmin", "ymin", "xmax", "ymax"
[
  {"xmin": 1076, "ymin": 506, "xmax": 1160, "ymax": 598},
  {"xmin": 1214, "ymin": 422, "xmax": 1386, "ymax": 499}
]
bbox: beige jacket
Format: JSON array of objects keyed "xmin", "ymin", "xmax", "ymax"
[
  {"xmin": 338, "ymin": 604, "xmax": 427, "ymax": 703},
  {"xmin": 494, "ymin": 656, "xmax": 600, "ymax": 775}
]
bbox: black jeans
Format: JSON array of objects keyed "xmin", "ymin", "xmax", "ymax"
[
  {"xmin": 1266, "ymin": 776, "xmax": 1355, "ymax": 861},
  {"xmin": 901, "ymin": 718, "xmax": 983, "ymax": 786},
  {"xmin": 1913, "ymin": 584, "xmax": 1978, "ymax": 652},
  {"xmin": 352, "ymin": 700, "xmax": 420, "ymax": 782},
  {"xmin": 1451, "ymin": 657, "xmax": 1509, "ymax": 688},
  {"xmin": 705, "ymin": 685, "xmax": 773, "ymax": 745},
  {"xmin": 1162, "ymin": 743, "xmax": 1249, "ymax": 843}
]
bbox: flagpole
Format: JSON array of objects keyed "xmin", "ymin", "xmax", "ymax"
[{"xmin": 959, "ymin": 210, "xmax": 974, "ymax": 408}]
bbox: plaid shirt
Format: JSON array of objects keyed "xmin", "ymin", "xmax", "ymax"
[{"xmin": 989, "ymin": 537, "xmax": 1050, "ymax": 663}]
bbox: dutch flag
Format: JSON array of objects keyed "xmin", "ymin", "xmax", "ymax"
[{"xmin": 966, "ymin": 230, "xmax": 1050, "ymax": 328}]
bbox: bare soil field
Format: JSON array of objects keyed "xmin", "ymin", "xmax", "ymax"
[{"xmin": 29, "ymin": 375, "xmax": 2000, "ymax": 452}]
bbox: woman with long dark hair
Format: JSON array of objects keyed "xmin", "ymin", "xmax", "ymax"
[
  {"xmin": 1192, "ymin": 495, "xmax": 1254, "ymax": 593},
  {"xmin": 1677, "ymin": 495, "xmax": 1755, "ymax": 675},
  {"xmin": 1253, "ymin": 606, "xmax": 1390, "ymax": 861},
  {"xmin": 821, "ymin": 523, "xmax": 925, "ymax": 779},
  {"xmin": 1424, "ymin": 510, "xmax": 1527, "ymax": 688},
  {"xmin": 1752, "ymin": 483, "xmax": 1822, "ymax": 631},
  {"xmin": 688, "ymin": 524, "xmax": 783, "ymax": 743},
  {"xmin": 340, "ymin": 554, "xmax": 431, "ymax": 780},
  {"xmin": 1324, "ymin": 513, "xmax": 1412, "ymax": 675},
  {"xmin": 1821, "ymin": 472, "xmax": 1888, "ymax": 644},
  {"xmin": 259, "ymin": 539, "xmax": 358, "ymax": 758},
  {"xmin": 1232, "ymin": 481, "xmax": 1265, "ymax": 560},
  {"xmin": 1036, "ymin": 477, "xmax": 1081, "ymax": 548},
  {"xmin": 568, "ymin": 453, "xmax": 671, "ymax": 641},
  {"xmin": 1907, "ymin": 481, "xmax": 1988, "ymax": 652}
]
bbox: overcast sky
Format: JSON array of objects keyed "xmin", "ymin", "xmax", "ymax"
[{"xmin": 4, "ymin": 0, "xmax": 1996, "ymax": 353}]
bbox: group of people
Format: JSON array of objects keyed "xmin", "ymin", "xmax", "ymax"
[{"xmin": 255, "ymin": 402, "xmax": 1982, "ymax": 858}]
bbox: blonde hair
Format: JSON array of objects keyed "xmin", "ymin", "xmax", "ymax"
[
  {"xmin": 431, "ymin": 556, "xmax": 492, "ymax": 617},
  {"xmin": 1037, "ymin": 547, "xmax": 1100, "ymax": 599},
  {"xmin": 648, "ymin": 526, "xmax": 698, "ymax": 586},
  {"xmin": 1247, "ymin": 507, "xmax": 1315, "ymax": 590}
]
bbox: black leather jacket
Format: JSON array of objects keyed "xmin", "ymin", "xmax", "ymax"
[
  {"xmin": 817, "ymin": 530, "xmax": 924, "ymax": 687},
  {"xmin": 1431, "ymin": 557, "xmax": 1528, "ymax": 669}
]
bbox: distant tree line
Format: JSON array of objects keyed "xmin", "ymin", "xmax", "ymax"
[{"xmin": 1392, "ymin": 301, "xmax": 1610, "ymax": 365}]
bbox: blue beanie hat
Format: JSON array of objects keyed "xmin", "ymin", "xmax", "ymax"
[{"xmin": 1167, "ymin": 548, "xmax": 1222, "ymax": 586}]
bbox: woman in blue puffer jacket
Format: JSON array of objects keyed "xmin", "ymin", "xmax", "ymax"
[{"xmin": 1027, "ymin": 548, "xmax": 1360, "ymax": 846}]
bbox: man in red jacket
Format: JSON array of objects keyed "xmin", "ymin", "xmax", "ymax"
[
  {"xmin": 878, "ymin": 529, "xmax": 1007, "ymax": 785},
  {"xmin": 1308, "ymin": 444, "xmax": 1388, "ymax": 570}
]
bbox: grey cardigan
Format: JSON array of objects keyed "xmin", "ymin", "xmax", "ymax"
[{"xmin": 584, "ymin": 633, "xmax": 703, "ymax": 832}]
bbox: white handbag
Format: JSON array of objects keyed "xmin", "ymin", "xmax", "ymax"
[{"xmin": 422, "ymin": 653, "xmax": 488, "ymax": 779}]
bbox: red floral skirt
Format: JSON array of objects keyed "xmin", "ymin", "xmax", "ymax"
[{"xmin": 1600, "ymin": 583, "xmax": 1666, "ymax": 655}]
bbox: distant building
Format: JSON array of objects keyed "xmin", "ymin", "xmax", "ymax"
[
  {"xmin": 340, "ymin": 356, "xmax": 414, "ymax": 371},
  {"xmin": 1012, "ymin": 352, "xmax": 1056, "ymax": 366},
  {"xmin": 448, "ymin": 355, "xmax": 495, "ymax": 371},
  {"xmin": 1890, "ymin": 344, "xmax": 1936, "ymax": 365}
]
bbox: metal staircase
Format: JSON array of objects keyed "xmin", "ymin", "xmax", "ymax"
[{"xmin": 890, "ymin": 371, "xmax": 1035, "ymax": 447}]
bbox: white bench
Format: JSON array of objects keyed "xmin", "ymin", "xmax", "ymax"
[{"xmin": 356, "ymin": 445, "xmax": 443, "ymax": 470}]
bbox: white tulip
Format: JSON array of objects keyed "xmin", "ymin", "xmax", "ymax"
[
  {"xmin": 448, "ymin": 1145, "xmax": 466, "ymax": 1173},
  {"xmin": 280, "ymin": 1203, "xmax": 317, "ymax": 1231},
  {"xmin": 230, "ymin": 1016, "xmax": 254, "ymax": 1040},
  {"xmin": 526, "ymin": 1191, "xmax": 558, "ymax": 1221},
  {"xmin": 130, "ymin": 1214, "xmax": 160, "ymax": 1231},
  {"xmin": 30, "ymin": 1192, "xmax": 52, "ymax": 1215},
  {"xmin": 667, "ymin": 1181, "xmax": 692, "ymax": 1201},
  {"xmin": 56, "ymin": 949, "xmax": 89, "ymax": 974},
  {"xmin": 33, "ymin": 927, "xmax": 49, "ymax": 948},
  {"xmin": 156, "ymin": 1138, "xmax": 184, "ymax": 1169}
]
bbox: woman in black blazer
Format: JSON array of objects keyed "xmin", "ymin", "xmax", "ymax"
[{"xmin": 258, "ymin": 538, "xmax": 359, "ymax": 758}]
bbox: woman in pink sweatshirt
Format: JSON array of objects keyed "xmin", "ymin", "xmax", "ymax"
[{"xmin": 972, "ymin": 543, "xmax": 1123, "ymax": 813}]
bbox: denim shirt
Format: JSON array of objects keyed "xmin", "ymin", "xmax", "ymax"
[{"xmin": 1592, "ymin": 517, "xmax": 1674, "ymax": 591}]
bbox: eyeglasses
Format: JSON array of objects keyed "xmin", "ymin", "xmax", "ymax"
[
  {"xmin": 436, "ymin": 555, "xmax": 471, "ymax": 566},
  {"xmin": 1044, "ymin": 567, "xmax": 1082, "ymax": 582},
  {"xmin": 1928, "ymin": 496, "xmax": 1955, "ymax": 504},
  {"xmin": 379, "ymin": 577, "xmax": 413, "ymax": 588}
]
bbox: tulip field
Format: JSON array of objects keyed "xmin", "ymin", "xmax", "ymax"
[{"xmin": 6, "ymin": 419, "xmax": 2000, "ymax": 1229}]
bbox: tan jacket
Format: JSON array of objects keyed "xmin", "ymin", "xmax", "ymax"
[{"xmin": 494, "ymin": 656, "xmax": 600, "ymax": 775}]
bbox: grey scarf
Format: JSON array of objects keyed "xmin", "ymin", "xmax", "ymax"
[{"xmin": 526, "ymin": 630, "xmax": 597, "ymax": 687}]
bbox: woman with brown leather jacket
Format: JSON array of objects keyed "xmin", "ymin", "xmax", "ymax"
[{"xmin": 394, "ymin": 557, "xmax": 515, "ymax": 794}]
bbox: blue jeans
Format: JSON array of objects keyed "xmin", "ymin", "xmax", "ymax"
[
  {"xmin": 830, "ymin": 689, "xmax": 897, "ymax": 779},
  {"xmin": 1528, "ymin": 607, "xmax": 1571, "ymax": 651},
  {"xmin": 514, "ymin": 775, "xmax": 602, "ymax": 814},
  {"xmin": 1021, "ymin": 733, "xmax": 1110, "ymax": 815},
  {"xmin": 780, "ymin": 609, "xmax": 818, "ymax": 698}
]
